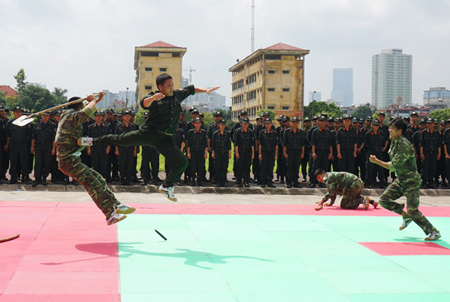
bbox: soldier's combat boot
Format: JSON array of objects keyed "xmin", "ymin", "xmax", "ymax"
[
  {"xmin": 107, "ymin": 209, "xmax": 127, "ymax": 225},
  {"xmin": 116, "ymin": 203, "xmax": 136, "ymax": 215},
  {"xmin": 399, "ymin": 217, "xmax": 413, "ymax": 230},
  {"xmin": 425, "ymin": 229, "xmax": 441, "ymax": 241}
]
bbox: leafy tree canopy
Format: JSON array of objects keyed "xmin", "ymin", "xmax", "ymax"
[
  {"xmin": 303, "ymin": 101, "xmax": 343, "ymax": 119},
  {"xmin": 430, "ymin": 108, "xmax": 450, "ymax": 122}
]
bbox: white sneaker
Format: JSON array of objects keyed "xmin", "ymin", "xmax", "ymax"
[
  {"xmin": 158, "ymin": 184, "xmax": 177, "ymax": 202},
  {"xmin": 116, "ymin": 203, "xmax": 136, "ymax": 215},
  {"xmin": 425, "ymin": 230, "xmax": 441, "ymax": 241},
  {"xmin": 399, "ymin": 217, "xmax": 413, "ymax": 230},
  {"xmin": 106, "ymin": 209, "xmax": 127, "ymax": 225},
  {"xmin": 363, "ymin": 196, "xmax": 370, "ymax": 210},
  {"xmin": 77, "ymin": 137, "xmax": 93, "ymax": 146}
]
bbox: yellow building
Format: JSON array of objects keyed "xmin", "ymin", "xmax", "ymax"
[
  {"xmin": 229, "ymin": 43, "xmax": 309, "ymax": 123},
  {"xmin": 134, "ymin": 41, "xmax": 187, "ymax": 103}
]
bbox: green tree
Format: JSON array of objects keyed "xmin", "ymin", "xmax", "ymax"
[
  {"xmin": 352, "ymin": 105, "xmax": 373, "ymax": 119},
  {"xmin": 20, "ymin": 84, "xmax": 57, "ymax": 112},
  {"xmin": 203, "ymin": 112, "xmax": 214, "ymax": 125},
  {"xmin": 52, "ymin": 87, "xmax": 68, "ymax": 105},
  {"xmin": 256, "ymin": 108, "xmax": 276, "ymax": 121},
  {"xmin": 304, "ymin": 101, "xmax": 343, "ymax": 119},
  {"xmin": 14, "ymin": 68, "xmax": 28, "ymax": 94},
  {"xmin": 134, "ymin": 108, "xmax": 145, "ymax": 126},
  {"xmin": 430, "ymin": 108, "xmax": 450, "ymax": 122}
]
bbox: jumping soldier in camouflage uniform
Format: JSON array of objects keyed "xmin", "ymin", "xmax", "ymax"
[
  {"xmin": 56, "ymin": 92, "xmax": 135, "ymax": 225},
  {"xmin": 314, "ymin": 169, "xmax": 375, "ymax": 211},
  {"xmin": 370, "ymin": 117, "xmax": 441, "ymax": 241}
]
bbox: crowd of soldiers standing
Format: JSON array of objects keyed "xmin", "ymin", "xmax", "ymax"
[{"xmin": 1, "ymin": 103, "xmax": 450, "ymax": 189}]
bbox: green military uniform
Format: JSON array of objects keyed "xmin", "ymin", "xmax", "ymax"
[
  {"xmin": 379, "ymin": 135, "xmax": 436, "ymax": 235},
  {"xmin": 322, "ymin": 172, "xmax": 366, "ymax": 209},
  {"xmin": 56, "ymin": 106, "xmax": 119, "ymax": 219}
]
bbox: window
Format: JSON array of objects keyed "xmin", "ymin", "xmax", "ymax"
[
  {"xmin": 145, "ymin": 86, "xmax": 152, "ymax": 90},
  {"xmin": 283, "ymin": 70, "xmax": 290, "ymax": 74},
  {"xmin": 268, "ymin": 70, "xmax": 275, "ymax": 74},
  {"xmin": 282, "ymin": 88, "xmax": 290, "ymax": 92},
  {"xmin": 160, "ymin": 68, "xmax": 167, "ymax": 72},
  {"xmin": 268, "ymin": 106, "xmax": 275, "ymax": 110},
  {"xmin": 268, "ymin": 88, "xmax": 275, "ymax": 92},
  {"xmin": 145, "ymin": 67, "xmax": 152, "ymax": 72},
  {"xmin": 282, "ymin": 106, "xmax": 290, "ymax": 110}
]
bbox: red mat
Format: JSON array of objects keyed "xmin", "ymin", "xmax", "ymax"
[{"xmin": 360, "ymin": 242, "xmax": 450, "ymax": 256}]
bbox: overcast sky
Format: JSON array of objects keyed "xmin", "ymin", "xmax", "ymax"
[{"xmin": 1, "ymin": 0, "xmax": 450, "ymax": 107}]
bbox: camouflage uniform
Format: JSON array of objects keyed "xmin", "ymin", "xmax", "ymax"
[
  {"xmin": 379, "ymin": 135, "xmax": 435, "ymax": 235},
  {"xmin": 322, "ymin": 172, "xmax": 365, "ymax": 209},
  {"xmin": 56, "ymin": 106, "xmax": 119, "ymax": 219}
]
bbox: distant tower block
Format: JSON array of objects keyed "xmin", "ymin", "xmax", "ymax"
[{"xmin": 134, "ymin": 41, "xmax": 187, "ymax": 104}]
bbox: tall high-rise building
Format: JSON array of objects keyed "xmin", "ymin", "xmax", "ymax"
[
  {"xmin": 134, "ymin": 41, "xmax": 187, "ymax": 103},
  {"xmin": 331, "ymin": 68, "xmax": 353, "ymax": 107},
  {"xmin": 229, "ymin": 43, "xmax": 310, "ymax": 122},
  {"xmin": 371, "ymin": 49, "xmax": 412, "ymax": 110}
]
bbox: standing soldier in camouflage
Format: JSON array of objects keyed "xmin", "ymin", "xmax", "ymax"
[
  {"xmin": 420, "ymin": 118, "xmax": 441, "ymax": 188},
  {"xmin": 87, "ymin": 111, "xmax": 111, "ymax": 180},
  {"xmin": 56, "ymin": 92, "xmax": 135, "ymax": 225},
  {"xmin": 186, "ymin": 117, "xmax": 208, "ymax": 186},
  {"xmin": 31, "ymin": 112, "xmax": 56, "ymax": 186},
  {"xmin": 370, "ymin": 117, "xmax": 441, "ymax": 241},
  {"xmin": 314, "ymin": 169, "xmax": 374, "ymax": 211},
  {"xmin": 5, "ymin": 106, "xmax": 32, "ymax": 184},
  {"xmin": 259, "ymin": 118, "xmax": 279, "ymax": 188},
  {"xmin": 311, "ymin": 116, "xmax": 332, "ymax": 188},
  {"xmin": 283, "ymin": 116, "xmax": 304, "ymax": 188},
  {"xmin": 336, "ymin": 116, "xmax": 357, "ymax": 174},
  {"xmin": 234, "ymin": 117, "xmax": 254, "ymax": 187},
  {"xmin": 301, "ymin": 117, "xmax": 311, "ymax": 182},
  {"xmin": 211, "ymin": 118, "xmax": 231, "ymax": 187},
  {"xmin": 115, "ymin": 110, "xmax": 137, "ymax": 185}
]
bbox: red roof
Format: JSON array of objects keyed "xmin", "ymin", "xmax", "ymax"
[
  {"xmin": 141, "ymin": 41, "xmax": 181, "ymax": 48},
  {"xmin": 0, "ymin": 85, "xmax": 18, "ymax": 96},
  {"xmin": 265, "ymin": 43, "xmax": 304, "ymax": 51}
]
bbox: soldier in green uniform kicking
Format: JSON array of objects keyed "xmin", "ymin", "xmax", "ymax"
[
  {"xmin": 370, "ymin": 117, "xmax": 441, "ymax": 241},
  {"xmin": 314, "ymin": 169, "xmax": 376, "ymax": 211},
  {"xmin": 56, "ymin": 92, "xmax": 135, "ymax": 225}
]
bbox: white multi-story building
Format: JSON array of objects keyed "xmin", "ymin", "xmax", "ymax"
[{"xmin": 371, "ymin": 49, "xmax": 412, "ymax": 110}]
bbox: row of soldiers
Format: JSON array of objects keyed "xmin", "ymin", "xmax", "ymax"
[{"xmin": 1, "ymin": 103, "xmax": 450, "ymax": 189}]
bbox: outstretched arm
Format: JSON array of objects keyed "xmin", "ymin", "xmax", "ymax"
[
  {"xmin": 369, "ymin": 155, "xmax": 390, "ymax": 170},
  {"xmin": 195, "ymin": 86, "xmax": 221, "ymax": 94}
]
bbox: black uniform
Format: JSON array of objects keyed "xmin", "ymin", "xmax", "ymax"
[
  {"xmin": 277, "ymin": 127, "xmax": 288, "ymax": 183},
  {"xmin": 283, "ymin": 128, "xmax": 304, "ymax": 187},
  {"xmin": 0, "ymin": 116, "xmax": 8, "ymax": 180},
  {"xmin": 141, "ymin": 146, "xmax": 160, "ymax": 183},
  {"xmin": 87, "ymin": 122, "xmax": 111, "ymax": 179},
  {"xmin": 6, "ymin": 119, "xmax": 32, "ymax": 182},
  {"xmin": 259, "ymin": 129, "xmax": 279, "ymax": 186},
  {"xmin": 443, "ymin": 128, "xmax": 450, "ymax": 186},
  {"xmin": 301, "ymin": 126, "xmax": 311, "ymax": 181},
  {"xmin": 211, "ymin": 130, "xmax": 231, "ymax": 186},
  {"xmin": 364, "ymin": 129, "xmax": 386, "ymax": 187},
  {"xmin": 186, "ymin": 129, "xmax": 207, "ymax": 184},
  {"xmin": 0, "ymin": 118, "xmax": 4, "ymax": 182},
  {"xmin": 306, "ymin": 125, "xmax": 318, "ymax": 184},
  {"xmin": 436, "ymin": 130, "xmax": 446, "ymax": 186},
  {"xmin": 115, "ymin": 123, "xmax": 136, "ymax": 184},
  {"xmin": 336, "ymin": 127, "xmax": 357, "ymax": 173},
  {"xmin": 412, "ymin": 129, "xmax": 422, "ymax": 174},
  {"xmin": 420, "ymin": 129, "xmax": 441, "ymax": 186},
  {"xmin": 356, "ymin": 127, "xmax": 367, "ymax": 182},
  {"xmin": 106, "ymin": 120, "xmax": 119, "ymax": 181},
  {"xmin": 207, "ymin": 123, "xmax": 221, "ymax": 181},
  {"xmin": 330, "ymin": 129, "xmax": 338, "ymax": 172},
  {"xmin": 32, "ymin": 120, "xmax": 56, "ymax": 182},
  {"xmin": 379, "ymin": 123, "xmax": 390, "ymax": 180},
  {"xmin": 234, "ymin": 128, "xmax": 255, "ymax": 185},
  {"xmin": 311, "ymin": 127, "xmax": 332, "ymax": 185},
  {"xmin": 164, "ymin": 127, "xmax": 185, "ymax": 178}
]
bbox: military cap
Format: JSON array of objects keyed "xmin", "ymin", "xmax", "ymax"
[
  {"xmin": 213, "ymin": 111, "xmax": 222, "ymax": 117},
  {"xmin": 277, "ymin": 115, "xmax": 283, "ymax": 121},
  {"xmin": 191, "ymin": 108, "xmax": 199, "ymax": 114},
  {"xmin": 312, "ymin": 116, "xmax": 318, "ymax": 121},
  {"xmin": 419, "ymin": 118, "xmax": 426, "ymax": 124},
  {"xmin": 218, "ymin": 118, "xmax": 226, "ymax": 125},
  {"xmin": 107, "ymin": 108, "xmax": 114, "ymax": 114},
  {"xmin": 240, "ymin": 110, "xmax": 248, "ymax": 116},
  {"xmin": 411, "ymin": 111, "xmax": 418, "ymax": 117},
  {"xmin": 117, "ymin": 110, "xmax": 123, "ymax": 116},
  {"xmin": 264, "ymin": 117, "xmax": 272, "ymax": 124},
  {"xmin": 446, "ymin": 119, "xmax": 450, "ymax": 123},
  {"xmin": 319, "ymin": 115, "xmax": 326, "ymax": 121},
  {"xmin": 434, "ymin": 119, "xmax": 439, "ymax": 124},
  {"xmin": 304, "ymin": 117, "xmax": 311, "ymax": 122},
  {"xmin": 372, "ymin": 119, "xmax": 380, "ymax": 126},
  {"xmin": 366, "ymin": 116, "xmax": 373, "ymax": 121},
  {"xmin": 440, "ymin": 120, "xmax": 446, "ymax": 125},
  {"xmin": 12, "ymin": 105, "xmax": 21, "ymax": 112},
  {"xmin": 291, "ymin": 116, "xmax": 300, "ymax": 122},
  {"xmin": 143, "ymin": 112, "xmax": 149, "ymax": 118},
  {"xmin": 42, "ymin": 112, "xmax": 50, "ymax": 116},
  {"xmin": 256, "ymin": 116, "xmax": 261, "ymax": 120},
  {"xmin": 123, "ymin": 110, "xmax": 131, "ymax": 115},
  {"xmin": 282, "ymin": 116, "xmax": 290, "ymax": 122},
  {"xmin": 352, "ymin": 117, "xmax": 358, "ymax": 123},
  {"xmin": 404, "ymin": 117, "xmax": 410, "ymax": 122},
  {"xmin": 263, "ymin": 111, "xmax": 270, "ymax": 116},
  {"xmin": 359, "ymin": 118, "xmax": 364, "ymax": 123},
  {"xmin": 335, "ymin": 117, "xmax": 343, "ymax": 123},
  {"xmin": 94, "ymin": 111, "xmax": 103, "ymax": 116},
  {"xmin": 130, "ymin": 110, "xmax": 136, "ymax": 116},
  {"xmin": 328, "ymin": 117, "xmax": 334, "ymax": 122},
  {"xmin": 193, "ymin": 117, "xmax": 201, "ymax": 123},
  {"xmin": 343, "ymin": 115, "xmax": 352, "ymax": 120},
  {"xmin": 189, "ymin": 107, "xmax": 196, "ymax": 112},
  {"xmin": 259, "ymin": 113, "xmax": 264, "ymax": 118},
  {"xmin": 378, "ymin": 112, "xmax": 385, "ymax": 116},
  {"xmin": 240, "ymin": 117, "xmax": 250, "ymax": 124},
  {"xmin": 113, "ymin": 110, "xmax": 118, "ymax": 115},
  {"xmin": 55, "ymin": 110, "xmax": 62, "ymax": 115},
  {"xmin": 321, "ymin": 113, "xmax": 328, "ymax": 118},
  {"xmin": 427, "ymin": 118, "xmax": 434, "ymax": 123},
  {"xmin": 180, "ymin": 108, "xmax": 186, "ymax": 114},
  {"xmin": 0, "ymin": 104, "xmax": 4, "ymax": 110},
  {"xmin": 199, "ymin": 112, "xmax": 204, "ymax": 117}
]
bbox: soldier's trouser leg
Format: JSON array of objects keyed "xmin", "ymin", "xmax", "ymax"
[
  {"xmin": 0, "ymin": 149, "xmax": 2, "ymax": 178},
  {"xmin": 357, "ymin": 150, "xmax": 367, "ymax": 182},
  {"xmin": 150, "ymin": 149, "xmax": 160, "ymax": 180},
  {"xmin": 140, "ymin": 148, "xmax": 151, "ymax": 181},
  {"xmin": 190, "ymin": 150, "xmax": 205, "ymax": 181},
  {"xmin": 243, "ymin": 150, "xmax": 252, "ymax": 183},
  {"xmin": 421, "ymin": 151, "xmax": 437, "ymax": 182},
  {"xmin": 236, "ymin": 154, "xmax": 244, "ymax": 183},
  {"xmin": 1, "ymin": 145, "xmax": 8, "ymax": 179},
  {"xmin": 9, "ymin": 143, "xmax": 29, "ymax": 178},
  {"xmin": 215, "ymin": 152, "xmax": 228, "ymax": 184},
  {"xmin": 125, "ymin": 148, "xmax": 134, "ymax": 180},
  {"xmin": 340, "ymin": 181, "xmax": 364, "ymax": 209},
  {"xmin": 446, "ymin": 158, "xmax": 450, "ymax": 184},
  {"xmin": 301, "ymin": 150, "xmax": 309, "ymax": 179},
  {"xmin": 91, "ymin": 149, "xmax": 100, "ymax": 176},
  {"xmin": 99, "ymin": 149, "xmax": 108, "ymax": 179},
  {"xmin": 339, "ymin": 150, "xmax": 354, "ymax": 174},
  {"xmin": 118, "ymin": 147, "xmax": 128, "ymax": 180},
  {"xmin": 253, "ymin": 149, "xmax": 260, "ymax": 179},
  {"xmin": 95, "ymin": 130, "xmax": 188, "ymax": 187},
  {"xmin": 260, "ymin": 150, "xmax": 275, "ymax": 183},
  {"xmin": 59, "ymin": 156, "xmax": 118, "ymax": 218},
  {"xmin": 287, "ymin": 150, "xmax": 301, "ymax": 185},
  {"xmin": 209, "ymin": 151, "xmax": 215, "ymax": 180},
  {"xmin": 379, "ymin": 179, "xmax": 434, "ymax": 235},
  {"xmin": 34, "ymin": 144, "xmax": 52, "ymax": 180}
]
